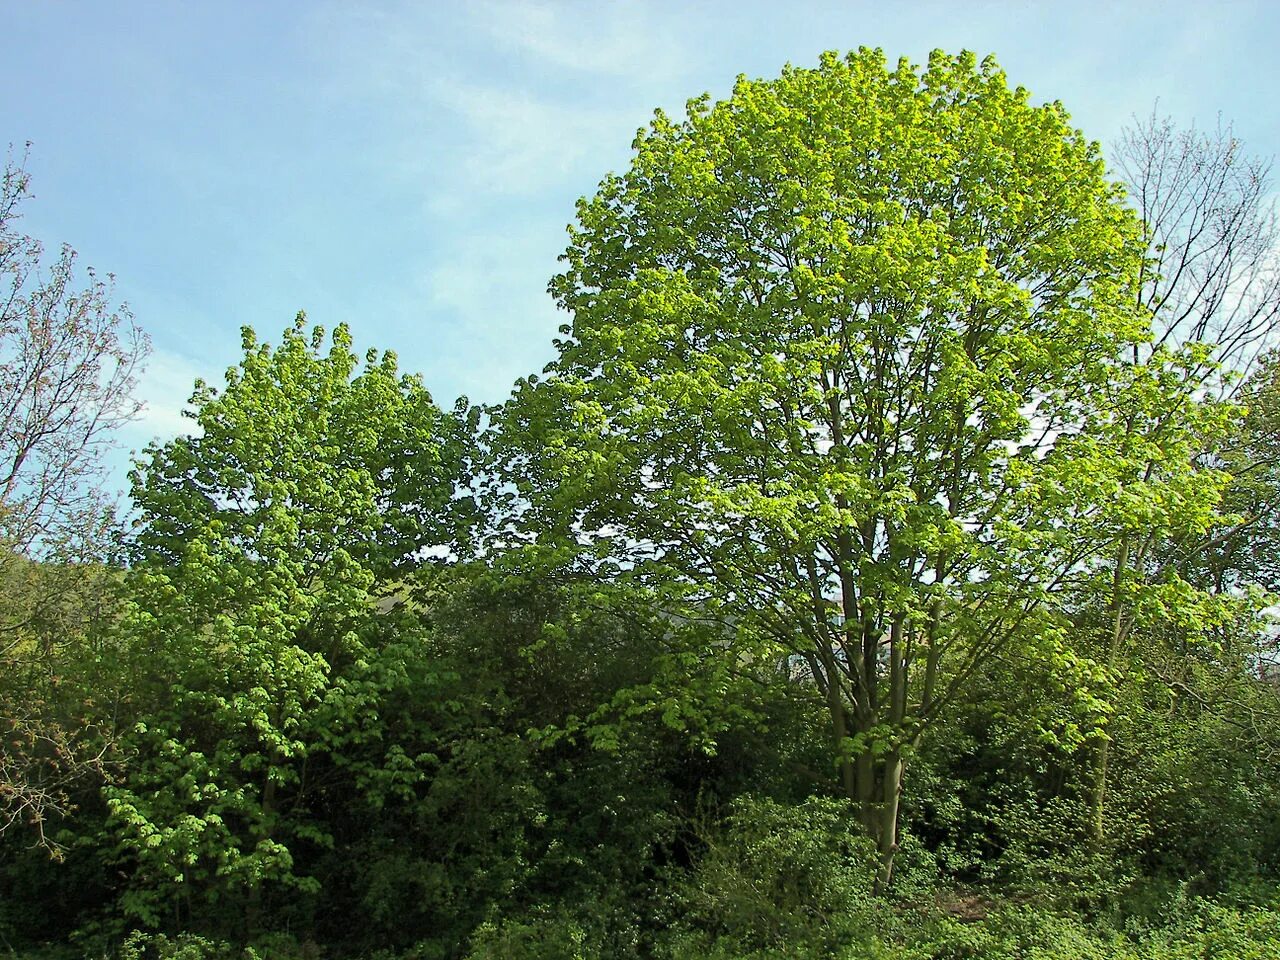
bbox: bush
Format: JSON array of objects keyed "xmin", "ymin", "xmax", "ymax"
[
  {"xmin": 464, "ymin": 908, "xmax": 597, "ymax": 960},
  {"xmin": 118, "ymin": 933, "xmax": 253, "ymax": 960},
  {"xmin": 659, "ymin": 795, "xmax": 888, "ymax": 957},
  {"xmin": 116, "ymin": 931, "xmax": 324, "ymax": 960}
]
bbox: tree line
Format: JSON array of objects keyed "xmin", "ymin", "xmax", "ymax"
[{"xmin": 3, "ymin": 49, "xmax": 1280, "ymax": 959}]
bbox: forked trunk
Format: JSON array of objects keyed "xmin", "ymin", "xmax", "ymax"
[{"xmin": 825, "ymin": 697, "xmax": 907, "ymax": 895}]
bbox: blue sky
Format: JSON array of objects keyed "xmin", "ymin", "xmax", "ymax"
[{"xmin": 2, "ymin": 1, "xmax": 1277, "ymax": 491}]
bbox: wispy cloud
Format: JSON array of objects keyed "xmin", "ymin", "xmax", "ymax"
[
  {"xmin": 471, "ymin": 0, "xmax": 686, "ymax": 79},
  {"xmin": 307, "ymin": 1, "xmax": 686, "ymax": 204},
  {"xmin": 416, "ymin": 220, "xmax": 565, "ymax": 398},
  {"xmin": 424, "ymin": 77, "xmax": 638, "ymax": 202},
  {"xmin": 124, "ymin": 347, "xmax": 205, "ymax": 446}
]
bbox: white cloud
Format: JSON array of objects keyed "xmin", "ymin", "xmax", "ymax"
[
  {"xmin": 472, "ymin": 0, "xmax": 685, "ymax": 78},
  {"xmin": 305, "ymin": 2, "xmax": 682, "ymax": 204},
  {"xmin": 124, "ymin": 347, "xmax": 205, "ymax": 445},
  {"xmin": 417, "ymin": 220, "xmax": 564, "ymax": 391},
  {"xmin": 424, "ymin": 77, "xmax": 636, "ymax": 200}
]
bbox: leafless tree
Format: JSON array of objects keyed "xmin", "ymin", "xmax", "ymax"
[
  {"xmin": 0, "ymin": 147, "xmax": 148, "ymax": 852},
  {"xmin": 0, "ymin": 145, "xmax": 149, "ymax": 558},
  {"xmin": 1087, "ymin": 117, "xmax": 1280, "ymax": 844},
  {"xmin": 1114, "ymin": 112, "xmax": 1280, "ymax": 389}
]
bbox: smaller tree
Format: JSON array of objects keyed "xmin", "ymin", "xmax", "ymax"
[
  {"xmin": 1057, "ymin": 115, "xmax": 1280, "ymax": 850},
  {"xmin": 111, "ymin": 317, "xmax": 472, "ymax": 931},
  {"xmin": 1198, "ymin": 348, "xmax": 1280, "ymax": 593}
]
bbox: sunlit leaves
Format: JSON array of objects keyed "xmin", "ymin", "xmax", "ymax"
[{"xmin": 498, "ymin": 49, "xmax": 1232, "ymax": 875}]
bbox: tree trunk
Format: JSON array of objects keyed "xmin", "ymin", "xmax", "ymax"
[
  {"xmin": 1091, "ymin": 538, "xmax": 1131, "ymax": 846},
  {"xmin": 874, "ymin": 750, "xmax": 905, "ymax": 895},
  {"xmin": 1090, "ymin": 735, "xmax": 1110, "ymax": 846}
]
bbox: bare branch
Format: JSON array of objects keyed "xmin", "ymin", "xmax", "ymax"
[{"xmin": 1115, "ymin": 111, "xmax": 1280, "ymax": 390}]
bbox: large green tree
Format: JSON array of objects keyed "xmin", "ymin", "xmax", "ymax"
[{"xmin": 499, "ymin": 49, "xmax": 1229, "ymax": 888}]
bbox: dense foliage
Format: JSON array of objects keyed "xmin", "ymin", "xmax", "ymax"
[{"xmin": 3, "ymin": 49, "xmax": 1280, "ymax": 959}]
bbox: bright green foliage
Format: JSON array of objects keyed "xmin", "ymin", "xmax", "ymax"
[
  {"xmin": 104, "ymin": 317, "xmax": 473, "ymax": 928},
  {"xmin": 499, "ymin": 48, "xmax": 1231, "ymax": 884},
  {"xmin": 130, "ymin": 315, "xmax": 472, "ymax": 573}
]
